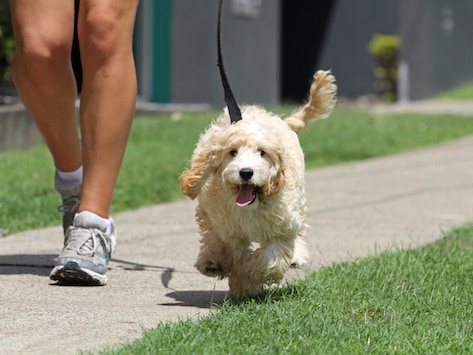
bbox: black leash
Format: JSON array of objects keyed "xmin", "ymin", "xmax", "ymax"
[{"xmin": 217, "ymin": 0, "xmax": 243, "ymax": 123}]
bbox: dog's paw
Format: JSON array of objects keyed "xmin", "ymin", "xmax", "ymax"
[
  {"xmin": 195, "ymin": 259, "xmax": 226, "ymax": 278},
  {"xmin": 291, "ymin": 237, "xmax": 310, "ymax": 268},
  {"xmin": 290, "ymin": 254, "xmax": 309, "ymax": 268},
  {"xmin": 228, "ymin": 274, "xmax": 264, "ymax": 300}
]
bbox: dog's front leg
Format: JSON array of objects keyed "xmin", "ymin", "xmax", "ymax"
[
  {"xmin": 195, "ymin": 231, "xmax": 233, "ymax": 279},
  {"xmin": 291, "ymin": 233, "xmax": 310, "ymax": 267},
  {"xmin": 227, "ymin": 241, "xmax": 264, "ymax": 299},
  {"xmin": 228, "ymin": 269, "xmax": 264, "ymax": 299},
  {"xmin": 245, "ymin": 239, "xmax": 295, "ymax": 288}
]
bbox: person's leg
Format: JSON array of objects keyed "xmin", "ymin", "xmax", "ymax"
[
  {"xmin": 10, "ymin": 0, "xmax": 81, "ymax": 172},
  {"xmin": 77, "ymin": 0, "xmax": 138, "ymax": 219},
  {"xmin": 10, "ymin": 0, "xmax": 82, "ymax": 233},
  {"xmin": 48, "ymin": 0, "xmax": 138, "ymax": 285}
]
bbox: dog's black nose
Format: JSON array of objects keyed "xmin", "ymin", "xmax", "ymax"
[{"xmin": 239, "ymin": 168, "xmax": 254, "ymax": 181}]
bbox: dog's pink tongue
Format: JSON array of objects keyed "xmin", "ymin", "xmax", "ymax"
[{"xmin": 236, "ymin": 185, "xmax": 255, "ymax": 207}]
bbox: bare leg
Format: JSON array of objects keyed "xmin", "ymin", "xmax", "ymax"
[
  {"xmin": 10, "ymin": 0, "xmax": 139, "ymax": 285},
  {"xmin": 10, "ymin": 0, "xmax": 81, "ymax": 172},
  {"xmin": 77, "ymin": 0, "xmax": 138, "ymax": 218}
]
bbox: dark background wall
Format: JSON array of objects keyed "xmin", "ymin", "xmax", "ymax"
[
  {"xmin": 4, "ymin": 0, "xmax": 473, "ymax": 106},
  {"xmin": 280, "ymin": 0, "xmax": 337, "ymax": 103},
  {"xmin": 317, "ymin": 0, "xmax": 398, "ymax": 99},
  {"xmin": 171, "ymin": 0, "xmax": 280, "ymax": 108},
  {"xmin": 399, "ymin": 0, "xmax": 473, "ymax": 100}
]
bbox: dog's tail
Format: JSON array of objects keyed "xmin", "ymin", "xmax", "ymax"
[{"xmin": 284, "ymin": 70, "xmax": 337, "ymax": 134}]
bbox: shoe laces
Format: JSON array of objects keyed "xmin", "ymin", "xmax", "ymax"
[
  {"xmin": 64, "ymin": 227, "xmax": 112, "ymax": 258},
  {"xmin": 57, "ymin": 195, "xmax": 81, "ymax": 214}
]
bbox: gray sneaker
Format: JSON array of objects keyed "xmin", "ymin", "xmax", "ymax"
[
  {"xmin": 49, "ymin": 211, "xmax": 117, "ymax": 286},
  {"xmin": 55, "ymin": 174, "xmax": 82, "ymax": 235}
]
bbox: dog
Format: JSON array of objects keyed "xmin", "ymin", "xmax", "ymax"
[{"xmin": 180, "ymin": 70, "xmax": 337, "ymax": 299}]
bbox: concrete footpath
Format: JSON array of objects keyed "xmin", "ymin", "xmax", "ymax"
[{"xmin": 1, "ymin": 118, "xmax": 473, "ymax": 354}]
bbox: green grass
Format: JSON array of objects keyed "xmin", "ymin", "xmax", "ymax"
[
  {"xmin": 102, "ymin": 225, "xmax": 473, "ymax": 354},
  {"xmin": 298, "ymin": 107, "xmax": 473, "ymax": 167},
  {"xmin": 435, "ymin": 81, "xmax": 473, "ymax": 100},
  {"xmin": 2, "ymin": 106, "xmax": 473, "ymax": 233}
]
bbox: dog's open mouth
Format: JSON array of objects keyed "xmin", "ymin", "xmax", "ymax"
[{"xmin": 236, "ymin": 184, "xmax": 257, "ymax": 207}]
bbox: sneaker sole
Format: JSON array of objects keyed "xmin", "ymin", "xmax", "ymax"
[{"xmin": 50, "ymin": 261, "xmax": 107, "ymax": 286}]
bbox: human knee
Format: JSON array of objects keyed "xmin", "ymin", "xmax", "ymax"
[
  {"xmin": 12, "ymin": 30, "xmax": 72, "ymax": 84},
  {"xmin": 80, "ymin": 5, "xmax": 135, "ymax": 65}
]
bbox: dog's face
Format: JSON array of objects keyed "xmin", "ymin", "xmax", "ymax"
[
  {"xmin": 180, "ymin": 106, "xmax": 293, "ymax": 205},
  {"xmin": 211, "ymin": 110, "xmax": 287, "ymax": 207},
  {"xmin": 218, "ymin": 131, "xmax": 282, "ymax": 206}
]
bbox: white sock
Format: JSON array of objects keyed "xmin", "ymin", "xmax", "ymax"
[
  {"xmin": 56, "ymin": 165, "xmax": 83, "ymax": 183},
  {"xmin": 105, "ymin": 217, "xmax": 113, "ymax": 235},
  {"xmin": 76, "ymin": 211, "xmax": 114, "ymax": 236}
]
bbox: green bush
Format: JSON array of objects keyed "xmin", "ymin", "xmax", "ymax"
[
  {"xmin": 368, "ymin": 34, "xmax": 401, "ymax": 102},
  {"xmin": 0, "ymin": 5, "xmax": 14, "ymax": 83}
]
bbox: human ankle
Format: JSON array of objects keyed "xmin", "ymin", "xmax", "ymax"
[{"xmin": 55, "ymin": 164, "xmax": 83, "ymax": 184}]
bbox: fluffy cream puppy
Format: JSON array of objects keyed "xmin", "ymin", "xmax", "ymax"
[{"xmin": 180, "ymin": 70, "xmax": 337, "ymax": 299}]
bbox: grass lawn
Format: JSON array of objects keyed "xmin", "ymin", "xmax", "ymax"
[
  {"xmin": 1, "ymin": 106, "xmax": 473, "ymax": 233},
  {"xmin": 435, "ymin": 81, "xmax": 473, "ymax": 100},
  {"xmin": 103, "ymin": 224, "xmax": 473, "ymax": 354}
]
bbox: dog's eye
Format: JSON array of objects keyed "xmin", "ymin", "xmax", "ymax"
[
  {"xmin": 230, "ymin": 150, "xmax": 237, "ymax": 157},
  {"xmin": 259, "ymin": 150, "xmax": 265, "ymax": 157}
]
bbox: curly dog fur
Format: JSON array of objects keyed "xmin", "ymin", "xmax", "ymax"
[{"xmin": 180, "ymin": 70, "xmax": 337, "ymax": 299}]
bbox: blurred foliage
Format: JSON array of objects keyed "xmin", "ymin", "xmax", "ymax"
[
  {"xmin": 368, "ymin": 34, "xmax": 401, "ymax": 102},
  {"xmin": 0, "ymin": 5, "xmax": 14, "ymax": 82},
  {"xmin": 435, "ymin": 81, "xmax": 473, "ymax": 100}
]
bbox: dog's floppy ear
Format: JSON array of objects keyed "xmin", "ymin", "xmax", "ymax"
[
  {"xmin": 261, "ymin": 151, "xmax": 286, "ymax": 197},
  {"xmin": 264, "ymin": 166, "xmax": 285, "ymax": 197},
  {"xmin": 180, "ymin": 115, "xmax": 229, "ymax": 199},
  {"xmin": 179, "ymin": 142, "xmax": 218, "ymax": 199},
  {"xmin": 179, "ymin": 148, "xmax": 216, "ymax": 200}
]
